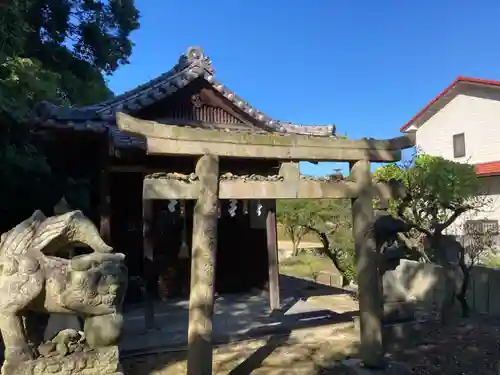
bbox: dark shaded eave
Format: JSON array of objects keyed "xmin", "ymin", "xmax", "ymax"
[{"xmin": 31, "ymin": 46, "xmax": 336, "ymax": 149}]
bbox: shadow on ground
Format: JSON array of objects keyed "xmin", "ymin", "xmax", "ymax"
[
  {"xmin": 123, "ymin": 315, "xmax": 360, "ymax": 375},
  {"xmin": 122, "ymin": 274, "xmax": 360, "ymax": 374},
  {"xmin": 387, "ymin": 315, "xmax": 500, "ymax": 375},
  {"xmin": 121, "ymin": 274, "xmax": 358, "ymax": 350}
]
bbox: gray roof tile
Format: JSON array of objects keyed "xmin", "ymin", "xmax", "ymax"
[{"xmin": 32, "ymin": 46, "xmax": 336, "ymax": 148}]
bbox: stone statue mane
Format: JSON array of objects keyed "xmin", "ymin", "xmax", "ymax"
[{"xmin": 0, "ymin": 210, "xmax": 127, "ymax": 375}]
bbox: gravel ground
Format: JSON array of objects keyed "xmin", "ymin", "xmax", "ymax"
[
  {"xmin": 123, "ymin": 316, "xmax": 500, "ymax": 374},
  {"xmin": 122, "ymin": 324, "xmax": 360, "ymax": 374},
  {"xmin": 390, "ymin": 316, "xmax": 500, "ymax": 375},
  {"xmin": 122, "ymin": 283, "xmax": 500, "ymax": 375}
]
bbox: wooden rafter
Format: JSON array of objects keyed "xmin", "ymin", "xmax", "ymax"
[{"xmin": 198, "ymin": 88, "xmax": 258, "ymax": 129}]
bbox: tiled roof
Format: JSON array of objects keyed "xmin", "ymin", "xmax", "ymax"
[
  {"xmin": 32, "ymin": 47, "xmax": 336, "ymax": 149},
  {"xmin": 475, "ymin": 161, "xmax": 500, "ymax": 176},
  {"xmin": 400, "ymin": 76, "xmax": 500, "ymax": 133}
]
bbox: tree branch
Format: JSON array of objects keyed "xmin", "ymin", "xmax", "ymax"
[
  {"xmin": 303, "ymin": 225, "xmax": 348, "ymax": 277},
  {"xmin": 397, "ymin": 232, "xmax": 430, "ymax": 262},
  {"xmin": 433, "ymin": 207, "xmax": 467, "ymax": 234}
]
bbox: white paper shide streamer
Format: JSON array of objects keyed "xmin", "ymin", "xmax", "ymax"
[
  {"xmin": 228, "ymin": 199, "xmax": 238, "ymax": 217},
  {"xmin": 256, "ymin": 200, "xmax": 263, "ymax": 216},
  {"xmin": 178, "ymin": 200, "xmax": 189, "ymax": 259},
  {"xmin": 168, "ymin": 199, "xmax": 178, "ymax": 212}
]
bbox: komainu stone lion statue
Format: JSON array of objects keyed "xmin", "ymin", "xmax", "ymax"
[{"xmin": 0, "ymin": 210, "xmax": 128, "ymax": 375}]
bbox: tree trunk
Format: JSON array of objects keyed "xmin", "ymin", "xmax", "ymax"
[
  {"xmin": 305, "ymin": 226, "xmax": 348, "ymax": 285},
  {"xmin": 456, "ymin": 261, "xmax": 471, "ymax": 318},
  {"xmin": 292, "ymin": 240, "xmax": 299, "ymax": 256}
]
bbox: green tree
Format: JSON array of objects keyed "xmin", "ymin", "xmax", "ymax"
[
  {"xmin": 1, "ymin": 0, "xmax": 140, "ymax": 108},
  {"xmin": 0, "ymin": 57, "xmax": 68, "ymax": 129},
  {"xmin": 373, "ymin": 154, "xmax": 486, "ymax": 259},
  {"xmin": 277, "ymin": 199, "xmax": 315, "ymax": 256},
  {"xmin": 374, "ymin": 153, "xmax": 490, "ymax": 322},
  {"xmin": 0, "ymin": 0, "xmax": 33, "ymax": 59},
  {"xmin": 0, "ymin": 0, "xmax": 140, "ymax": 231},
  {"xmin": 301, "ymin": 199, "xmax": 357, "ymax": 284},
  {"xmin": 0, "ymin": 57, "xmax": 70, "ymax": 229},
  {"xmin": 277, "ymin": 199, "xmax": 357, "ymax": 284},
  {"xmin": 21, "ymin": 0, "xmax": 140, "ymax": 104}
]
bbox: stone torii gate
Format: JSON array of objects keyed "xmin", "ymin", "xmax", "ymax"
[{"xmin": 116, "ymin": 113, "xmax": 415, "ymax": 374}]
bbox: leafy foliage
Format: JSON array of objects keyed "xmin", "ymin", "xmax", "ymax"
[
  {"xmin": 277, "ymin": 200, "xmax": 317, "ymax": 256},
  {"xmin": 1, "ymin": 0, "xmax": 141, "ymax": 106},
  {"xmin": 481, "ymin": 254, "xmax": 500, "ymax": 268},
  {"xmin": 374, "ymin": 153, "xmax": 491, "ymax": 323},
  {"xmin": 0, "ymin": 0, "xmax": 33, "ymax": 58},
  {"xmin": 0, "ymin": 144, "xmax": 58, "ymax": 228},
  {"xmin": 0, "ymin": 0, "xmax": 140, "ymax": 232},
  {"xmin": 277, "ymin": 199, "xmax": 356, "ymax": 283},
  {"xmin": 373, "ymin": 153, "xmax": 487, "ymax": 260},
  {"xmin": 0, "ymin": 57, "xmax": 68, "ymax": 127}
]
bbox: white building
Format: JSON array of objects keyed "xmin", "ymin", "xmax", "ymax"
[{"xmin": 400, "ymin": 76, "xmax": 500, "ymax": 237}]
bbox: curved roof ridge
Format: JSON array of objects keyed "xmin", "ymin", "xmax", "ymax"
[
  {"xmin": 32, "ymin": 46, "xmax": 338, "ymax": 145},
  {"xmin": 97, "ymin": 46, "xmax": 214, "ymax": 110}
]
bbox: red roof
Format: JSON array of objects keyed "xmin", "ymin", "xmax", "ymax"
[
  {"xmin": 400, "ymin": 76, "xmax": 500, "ymax": 132},
  {"xmin": 475, "ymin": 161, "xmax": 500, "ymax": 176}
]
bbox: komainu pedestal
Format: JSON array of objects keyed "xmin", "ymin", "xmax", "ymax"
[
  {"xmin": 3, "ymin": 345, "xmax": 122, "ymax": 375},
  {"xmin": 0, "ymin": 210, "xmax": 128, "ymax": 375}
]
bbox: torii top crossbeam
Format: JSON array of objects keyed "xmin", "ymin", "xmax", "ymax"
[{"xmin": 116, "ymin": 113, "xmax": 415, "ymax": 163}]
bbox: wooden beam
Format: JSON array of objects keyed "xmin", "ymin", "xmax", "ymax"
[
  {"xmin": 142, "ymin": 198, "xmax": 156, "ymax": 331},
  {"xmin": 99, "ymin": 167, "xmax": 111, "ymax": 243},
  {"xmin": 266, "ymin": 206, "xmax": 280, "ymax": 311},
  {"xmin": 350, "ymin": 160, "xmax": 384, "ymax": 368},
  {"xmin": 116, "ymin": 113, "xmax": 415, "ymax": 162},
  {"xmin": 142, "ymin": 178, "xmax": 403, "ymax": 200},
  {"xmin": 98, "ymin": 133, "xmax": 111, "ymax": 244},
  {"xmin": 187, "ymin": 155, "xmax": 219, "ymax": 375}
]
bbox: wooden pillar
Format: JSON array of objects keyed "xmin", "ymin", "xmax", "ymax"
[
  {"xmin": 187, "ymin": 154, "xmax": 220, "ymax": 375},
  {"xmin": 99, "ymin": 133, "xmax": 111, "ymax": 244},
  {"xmin": 266, "ymin": 206, "xmax": 280, "ymax": 311},
  {"xmin": 99, "ymin": 167, "xmax": 111, "ymax": 244},
  {"xmin": 350, "ymin": 160, "xmax": 385, "ymax": 369},
  {"xmin": 142, "ymin": 197, "xmax": 156, "ymax": 330}
]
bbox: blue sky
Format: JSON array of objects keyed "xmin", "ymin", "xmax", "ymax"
[{"xmin": 107, "ymin": 0, "xmax": 500, "ymax": 176}]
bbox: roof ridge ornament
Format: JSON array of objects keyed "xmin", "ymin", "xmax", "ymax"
[
  {"xmin": 186, "ymin": 46, "xmax": 204, "ymax": 61},
  {"xmin": 183, "ymin": 46, "xmax": 215, "ymax": 74}
]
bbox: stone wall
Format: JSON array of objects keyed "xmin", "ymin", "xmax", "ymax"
[
  {"xmin": 393, "ymin": 260, "xmax": 500, "ymax": 316},
  {"xmin": 282, "ymin": 257, "xmax": 500, "ymax": 316},
  {"xmin": 389, "ymin": 260, "xmax": 446, "ymax": 307}
]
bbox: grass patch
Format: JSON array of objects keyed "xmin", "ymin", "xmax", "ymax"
[{"xmin": 280, "ymin": 252, "xmax": 334, "ymax": 280}]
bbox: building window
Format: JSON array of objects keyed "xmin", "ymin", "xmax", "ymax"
[
  {"xmin": 453, "ymin": 133, "xmax": 466, "ymax": 158},
  {"xmin": 465, "ymin": 219, "xmax": 499, "ymax": 235}
]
